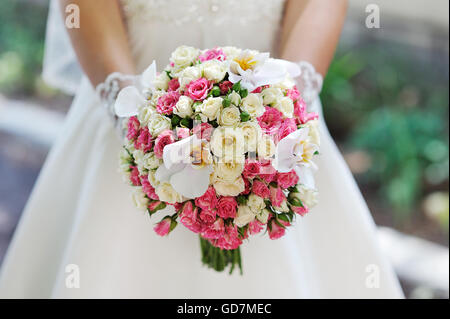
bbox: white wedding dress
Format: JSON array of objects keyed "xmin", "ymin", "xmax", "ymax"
[{"xmin": 0, "ymin": 0, "xmax": 404, "ymax": 298}]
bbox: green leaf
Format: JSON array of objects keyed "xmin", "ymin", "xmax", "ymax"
[{"xmin": 240, "ymin": 111, "xmax": 250, "ymax": 122}]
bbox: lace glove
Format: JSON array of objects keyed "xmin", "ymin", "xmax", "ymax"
[
  {"xmin": 294, "ymin": 61, "xmax": 323, "ymax": 108},
  {"xmin": 95, "ymin": 72, "xmax": 138, "ymax": 139}
]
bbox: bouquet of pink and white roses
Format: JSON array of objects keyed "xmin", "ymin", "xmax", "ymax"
[{"xmin": 114, "ymin": 46, "xmax": 320, "ymax": 274}]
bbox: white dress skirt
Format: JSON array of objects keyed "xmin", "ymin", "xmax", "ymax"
[{"xmin": 0, "ymin": 0, "xmax": 404, "ymax": 298}]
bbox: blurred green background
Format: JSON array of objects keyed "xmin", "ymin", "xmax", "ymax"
[{"xmin": 0, "ymin": 0, "xmax": 448, "ymax": 298}]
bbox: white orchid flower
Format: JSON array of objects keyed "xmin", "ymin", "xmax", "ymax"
[
  {"xmin": 155, "ymin": 135, "xmax": 213, "ymax": 199},
  {"xmin": 114, "ymin": 60, "xmax": 157, "ymax": 117},
  {"xmin": 273, "ymin": 128, "xmax": 319, "ymax": 189},
  {"xmin": 228, "ymin": 51, "xmax": 301, "ymax": 92}
]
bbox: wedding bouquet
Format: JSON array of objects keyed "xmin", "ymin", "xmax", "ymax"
[{"xmin": 114, "ymin": 46, "xmax": 320, "ymax": 274}]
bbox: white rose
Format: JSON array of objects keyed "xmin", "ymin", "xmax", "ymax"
[
  {"xmin": 247, "ymin": 194, "xmax": 266, "ymax": 214},
  {"xmin": 241, "ymin": 93, "xmax": 265, "ymax": 118},
  {"xmin": 213, "ymin": 176, "xmax": 245, "ymax": 197},
  {"xmin": 257, "ymin": 208, "xmax": 270, "ymax": 224},
  {"xmin": 199, "ymin": 97, "xmax": 222, "ymax": 121},
  {"xmin": 153, "ymin": 71, "xmax": 170, "ymax": 91},
  {"xmin": 229, "ymin": 91, "xmax": 241, "ymax": 106},
  {"xmin": 261, "ymin": 87, "xmax": 283, "ymax": 106},
  {"xmin": 214, "ymin": 161, "xmax": 244, "ymax": 182},
  {"xmin": 147, "ymin": 170, "xmax": 160, "ymax": 188},
  {"xmin": 210, "ymin": 127, "xmax": 245, "ymax": 162},
  {"xmin": 201, "ymin": 60, "xmax": 227, "ymax": 83},
  {"xmin": 305, "ymin": 119, "xmax": 321, "ymax": 146},
  {"xmin": 239, "ymin": 121, "xmax": 262, "ymax": 152},
  {"xmin": 131, "ymin": 188, "xmax": 149, "ymax": 210},
  {"xmin": 143, "ymin": 152, "xmax": 162, "ymax": 170},
  {"xmin": 235, "ymin": 205, "xmax": 256, "ymax": 227},
  {"xmin": 170, "ymin": 45, "xmax": 199, "ymax": 69},
  {"xmin": 147, "ymin": 113, "xmax": 171, "ymax": 136},
  {"xmin": 148, "ymin": 90, "xmax": 166, "ymax": 108},
  {"xmin": 138, "ymin": 106, "xmax": 155, "ymax": 126},
  {"xmin": 273, "ymin": 76, "xmax": 296, "ymax": 90},
  {"xmin": 274, "ymin": 200, "xmax": 290, "ymax": 213},
  {"xmin": 156, "ymin": 182, "xmax": 184, "ymax": 204},
  {"xmin": 174, "ymin": 96, "xmax": 193, "ymax": 118},
  {"xmin": 257, "ymin": 135, "xmax": 276, "ymax": 159},
  {"xmin": 274, "ymin": 97, "xmax": 294, "ymax": 118},
  {"xmin": 218, "ymin": 105, "xmax": 241, "ymax": 127},
  {"xmin": 221, "ymin": 46, "xmax": 242, "ymax": 60},
  {"xmin": 179, "ymin": 66, "xmax": 202, "ymax": 89},
  {"xmin": 297, "ymin": 185, "xmax": 319, "ymax": 208},
  {"xmin": 133, "ymin": 149, "xmax": 147, "ymax": 174}
]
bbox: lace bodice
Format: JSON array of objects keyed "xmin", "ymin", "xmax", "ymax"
[{"xmin": 120, "ymin": 0, "xmax": 286, "ymax": 72}]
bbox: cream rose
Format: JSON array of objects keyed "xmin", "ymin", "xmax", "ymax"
[
  {"xmin": 241, "ymin": 93, "xmax": 265, "ymax": 118},
  {"xmin": 214, "ymin": 161, "xmax": 244, "ymax": 182},
  {"xmin": 147, "ymin": 170, "xmax": 160, "ymax": 188},
  {"xmin": 143, "ymin": 152, "xmax": 162, "ymax": 170},
  {"xmin": 156, "ymin": 182, "xmax": 184, "ymax": 204},
  {"xmin": 274, "ymin": 97, "xmax": 294, "ymax": 118},
  {"xmin": 131, "ymin": 188, "xmax": 149, "ymax": 210},
  {"xmin": 235, "ymin": 205, "xmax": 256, "ymax": 227},
  {"xmin": 273, "ymin": 77, "xmax": 296, "ymax": 90},
  {"xmin": 153, "ymin": 72, "xmax": 170, "ymax": 91},
  {"xmin": 221, "ymin": 46, "xmax": 242, "ymax": 60},
  {"xmin": 257, "ymin": 208, "xmax": 270, "ymax": 224},
  {"xmin": 138, "ymin": 106, "xmax": 155, "ymax": 126},
  {"xmin": 274, "ymin": 200, "xmax": 290, "ymax": 213},
  {"xmin": 296, "ymin": 185, "xmax": 319, "ymax": 208},
  {"xmin": 170, "ymin": 45, "xmax": 199, "ymax": 69},
  {"xmin": 218, "ymin": 105, "xmax": 241, "ymax": 127},
  {"xmin": 201, "ymin": 60, "xmax": 227, "ymax": 83},
  {"xmin": 257, "ymin": 135, "xmax": 276, "ymax": 159},
  {"xmin": 147, "ymin": 113, "xmax": 171, "ymax": 136},
  {"xmin": 199, "ymin": 97, "xmax": 222, "ymax": 121},
  {"xmin": 305, "ymin": 119, "xmax": 321, "ymax": 146},
  {"xmin": 132, "ymin": 149, "xmax": 147, "ymax": 174},
  {"xmin": 247, "ymin": 194, "xmax": 266, "ymax": 214},
  {"xmin": 229, "ymin": 91, "xmax": 241, "ymax": 106},
  {"xmin": 174, "ymin": 96, "xmax": 193, "ymax": 118},
  {"xmin": 239, "ymin": 121, "xmax": 262, "ymax": 152},
  {"xmin": 261, "ymin": 87, "xmax": 283, "ymax": 106},
  {"xmin": 179, "ymin": 66, "xmax": 202, "ymax": 89},
  {"xmin": 213, "ymin": 176, "xmax": 245, "ymax": 197},
  {"xmin": 210, "ymin": 127, "xmax": 245, "ymax": 162}
]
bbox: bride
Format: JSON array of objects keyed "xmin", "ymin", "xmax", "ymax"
[{"xmin": 0, "ymin": 0, "xmax": 403, "ymax": 298}]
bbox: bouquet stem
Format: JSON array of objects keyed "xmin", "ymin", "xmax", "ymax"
[{"xmin": 199, "ymin": 237, "xmax": 242, "ymax": 275}]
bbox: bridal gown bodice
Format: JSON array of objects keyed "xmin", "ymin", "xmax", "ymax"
[
  {"xmin": 0, "ymin": 0, "xmax": 404, "ymax": 298},
  {"xmin": 120, "ymin": 0, "xmax": 285, "ymax": 72}
]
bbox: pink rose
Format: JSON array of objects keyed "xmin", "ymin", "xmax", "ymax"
[
  {"xmin": 141, "ymin": 176, "xmax": 159, "ymax": 200},
  {"xmin": 252, "ymin": 180, "xmax": 270, "ymax": 199},
  {"xmin": 168, "ymin": 78, "xmax": 180, "ymax": 92},
  {"xmin": 268, "ymin": 219, "xmax": 290, "ymax": 240},
  {"xmin": 199, "ymin": 209, "xmax": 216, "ymax": 225},
  {"xmin": 258, "ymin": 160, "xmax": 277, "ymax": 183},
  {"xmin": 202, "ymin": 218, "xmax": 225, "ymax": 239},
  {"xmin": 185, "ymin": 78, "xmax": 212, "ymax": 101},
  {"xmin": 276, "ymin": 170, "xmax": 299, "ymax": 189},
  {"xmin": 154, "ymin": 130, "xmax": 175, "ymax": 158},
  {"xmin": 287, "ymin": 86, "xmax": 300, "ymax": 101},
  {"xmin": 212, "ymin": 225, "xmax": 242, "ymax": 250},
  {"xmin": 243, "ymin": 159, "xmax": 261, "ymax": 179},
  {"xmin": 153, "ymin": 217, "xmax": 172, "ymax": 236},
  {"xmin": 257, "ymin": 106, "xmax": 283, "ymax": 135},
  {"xmin": 278, "ymin": 118, "xmax": 297, "ymax": 141},
  {"xmin": 129, "ymin": 166, "xmax": 141, "ymax": 186},
  {"xmin": 127, "ymin": 116, "xmax": 140, "ymax": 140},
  {"xmin": 148, "ymin": 200, "xmax": 167, "ymax": 214},
  {"xmin": 219, "ymin": 81, "xmax": 233, "ymax": 94},
  {"xmin": 195, "ymin": 186, "xmax": 218, "ymax": 211},
  {"xmin": 192, "ymin": 122, "xmax": 214, "ymax": 141},
  {"xmin": 291, "ymin": 205, "xmax": 309, "ymax": 216},
  {"xmin": 180, "ymin": 203, "xmax": 203, "ymax": 233},
  {"xmin": 198, "ymin": 48, "xmax": 226, "ymax": 62},
  {"xmin": 241, "ymin": 177, "xmax": 251, "ymax": 195},
  {"xmin": 135, "ymin": 127, "xmax": 153, "ymax": 152},
  {"xmin": 293, "ymin": 97, "xmax": 319, "ymax": 125},
  {"xmin": 248, "ymin": 219, "xmax": 264, "ymax": 235},
  {"xmin": 176, "ymin": 127, "xmax": 190, "ymax": 140},
  {"xmin": 216, "ymin": 196, "xmax": 237, "ymax": 219},
  {"xmin": 157, "ymin": 91, "xmax": 180, "ymax": 115},
  {"xmin": 269, "ymin": 184, "xmax": 286, "ymax": 207},
  {"xmin": 251, "ymin": 86, "xmax": 263, "ymax": 94}
]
